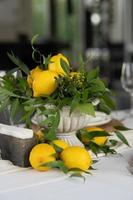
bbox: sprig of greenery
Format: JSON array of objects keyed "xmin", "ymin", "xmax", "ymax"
[
  {"xmin": 78, "ymin": 128, "xmax": 130, "ymax": 156},
  {"xmin": 7, "ymin": 52, "xmax": 29, "ymax": 75},
  {"xmin": 31, "ymin": 34, "xmax": 51, "ymax": 69},
  {"xmin": 41, "ymin": 160, "xmax": 93, "ymax": 181}
]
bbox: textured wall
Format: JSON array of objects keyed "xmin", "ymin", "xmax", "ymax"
[{"xmin": 0, "ymin": 0, "xmax": 32, "ymax": 42}]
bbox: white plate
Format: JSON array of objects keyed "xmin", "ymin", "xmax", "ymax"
[{"xmin": 86, "ymin": 111, "xmax": 111, "ymax": 127}]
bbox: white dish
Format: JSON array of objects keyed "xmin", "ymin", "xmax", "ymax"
[{"xmin": 86, "ymin": 111, "xmax": 111, "ymax": 127}]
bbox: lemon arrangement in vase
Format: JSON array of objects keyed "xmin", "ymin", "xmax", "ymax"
[{"xmin": 0, "ymin": 35, "xmax": 130, "ymax": 176}]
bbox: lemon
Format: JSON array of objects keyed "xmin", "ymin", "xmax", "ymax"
[
  {"xmin": 82, "ymin": 127, "xmax": 107, "ymax": 146},
  {"xmin": 48, "ymin": 53, "xmax": 69, "ymax": 75},
  {"xmin": 60, "ymin": 146, "xmax": 92, "ymax": 171},
  {"xmin": 32, "ymin": 70, "xmax": 58, "ymax": 97},
  {"xmin": 29, "ymin": 143, "xmax": 56, "ymax": 171},
  {"xmin": 52, "ymin": 140, "xmax": 69, "ymax": 150},
  {"xmin": 27, "ymin": 66, "xmax": 43, "ymax": 87}
]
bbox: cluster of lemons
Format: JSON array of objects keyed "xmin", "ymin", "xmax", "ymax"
[
  {"xmin": 29, "ymin": 127, "xmax": 107, "ymax": 172},
  {"xmin": 27, "ymin": 53, "xmax": 69, "ymax": 97}
]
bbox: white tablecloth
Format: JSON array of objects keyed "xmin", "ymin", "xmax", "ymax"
[{"xmin": 1, "ymin": 110, "xmax": 133, "ymax": 200}]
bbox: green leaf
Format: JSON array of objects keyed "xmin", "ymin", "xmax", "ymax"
[
  {"xmin": 45, "ymin": 111, "xmax": 60, "ymax": 141},
  {"xmin": 45, "ymin": 128, "xmax": 57, "ymax": 141},
  {"xmin": 78, "ymin": 54, "xmax": 85, "ymax": 73},
  {"xmin": 19, "ymin": 108, "xmax": 35, "ymax": 127},
  {"xmin": 10, "ymin": 98, "xmax": 19, "ymax": 120},
  {"xmin": 7, "ymin": 52, "xmax": 29, "ymax": 75},
  {"xmin": 43, "ymin": 54, "xmax": 51, "ymax": 68},
  {"xmin": 82, "ymin": 89, "xmax": 89, "ymax": 102},
  {"xmin": 70, "ymin": 93, "xmax": 80, "ymax": 114},
  {"xmin": 76, "ymin": 103, "xmax": 95, "ymax": 116},
  {"xmin": 102, "ymin": 93, "xmax": 116, "ymax": 110},
  {"xmin": 39, "ymin": 116, "xmax": 55, "ymax": 126},
  {"xmin": 69, "ymin": 172, "xmax": 85, "ymax": 182},
  {"xmin": 6, "ymin": 67, "xmax": 19, "ymax": 75},
  {"xmin": 109, "ymin": 139, "xmax": 118, "ymax": 146},
  {"xmin": 114, "ymin": 126, "xmax": 131, "ymax": 131},
  {"xmin": 50, "ymin": 142, "xmax": 63, "ymax": 153},
  {"xmin": 92, "ymin": 160, "xmax": 99, "ymax": 164},
  {"xmin": 87, "ymin": 141, "xmax": 99, "ymax": 155},
  {"xmin": 0, "ymin": 98, "xmax": 9, "ymax": 112},
  {"xmin": 115, "ymin": 130, "xmax": 130, "ymax": 146},
  {"xmin": 89, "ymin": 78, "xmax": 106, "ymax": 93},
  {"xmin": 69, "ymin": 168, "xmax": 92, "ymax": 175},
  {"xmin": 17, "ymin": 78, "xmax": 27, "ymax": 91},
  {"xmin": 81, "ymin": 130, "xmax": 111, "ymax": 140},
  {"xmin": 41, "ymin": 160, "xmax": 69, "ymax": 174},
  {"xmin": 60, "ymin": 58, "xmax": 70, "ymax": 75},
  {"xmin": 31, "ymin": 34, "xmax": 39, "ymax": 46},
  {"xmin": 87, "ymin": 67, "xmax": 99, "ymax": 82},
  {"xmin": 100, "ymin": 145, "xmax": 116, "ymax": 155},
  {"xmin": 89, "ymin": 166, "xmax": 97, "ymax": 170},
  {"xmin": 98, "ymin": 99, "xmax": 111, "ymax": 114},
  {"xmin": 39, "ymin": 108, "xmax": 56, "ymax": 116},
  {"xmin": 0, "ymin": 88, "xmax": 18, "ymax": 98}
]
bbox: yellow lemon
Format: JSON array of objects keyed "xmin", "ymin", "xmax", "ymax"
[
  {"xmin": 85, "ymin": 127, "xmax": 103, "ymax": 132},
  {"xmin": 92, "ymin": 137, "xmax": 107, "ymax": 146},
  {"xmin": 52, "ymin": 140, "xmax": 69, "ymax": 150},
  {"xmin": 60, "ymin": 146, "xmax": 92, "ymax": 171},
  {"xmin": 27, "ymin": 66, "xmax": 43, "ymax": 87},
  {"xmin": 32, "ymin": 70, "xmax": 58, "ymax": 97},
  {"xmin": 82, "ymin": 127, "xmax": 107, "ymax": 146},
  {"xmin": 48, "ymin": 53, "xmax": 69, "ymax": 75},
  {"xmin": 29, "ymin": 143, "xmax": 56, "ymax": 171}
]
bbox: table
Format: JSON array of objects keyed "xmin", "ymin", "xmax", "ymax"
[{"xmin": 0, "ymin": 110, "xmax": 133, "ymax": 200}]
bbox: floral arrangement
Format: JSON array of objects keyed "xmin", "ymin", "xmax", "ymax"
[
  {"xmin": 0, "ymin": 35, "xmax": 115, "ymax": 133},
  {"xmin": 0, "ymin": 35, "xmax": 130, "ymax": 177}
]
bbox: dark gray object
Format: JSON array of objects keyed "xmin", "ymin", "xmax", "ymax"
[{"xmin": 0, "ymin": 134, "xmax": 37, "ymax": 167}]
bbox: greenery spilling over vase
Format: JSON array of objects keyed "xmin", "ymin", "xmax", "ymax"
[{"xmin": 0, "ymin": 35, "xmax": 115, "ymax": 140}]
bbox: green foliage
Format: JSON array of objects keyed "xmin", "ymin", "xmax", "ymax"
[
  {"xmin": 7, "ymin": 52, "xmax": 29, "ymax": 75},
  {"xmin": 60, "ymin": 58, "xmax": 70, "ymax": 75},
  {"xmin": 114, "ymin": 130, "xmax": 130, "ymax": 146},
  {"xmin": 78, "ymin": 128, "xmax": 130, "ymax": 156},
  {"xmin": 41, "ymin": 160, "xmax": 92, "ymax": 180},
  {"xmin": 41, "ymin": 160, "xmax": 69, "ymax": 174},
  {"xmin": 114, "ymin": 125, "xmax": 131, "ymax": 131}
]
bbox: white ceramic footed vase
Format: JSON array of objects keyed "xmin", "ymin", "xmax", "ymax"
[
  {"xmin": 57, "ymin": 107, "xmax": 95, "ymax": 147},
  {"xmin": 32, "ymin": 106, "xmax": 98, "ymax": 147}
]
